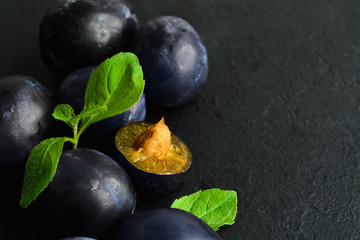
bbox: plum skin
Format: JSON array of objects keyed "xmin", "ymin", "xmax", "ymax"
[
  {"xmin": 61, "ymin": 238, "xmax": 96, "ymax": 240},
  {"xmin": 135, "ymin": 16, "xmax": 208, "ymax": 107},
  {"xmin": 0, "ymin": 75, "xmax": 54, "ymax": 169},
  {"xmin": 31, "ymin": 148, "xmax": 136, "ymax": 238},
  {"xmin": 110, "ymin": 208, "xmax": 222, "ymax": 240},
  {"xmin": 58, "ymin": 66, "xmax": 146, "ymax": 153},
  {"xmin": 39, "ymin": 0, "xmax": 138, "ymax": 76}
]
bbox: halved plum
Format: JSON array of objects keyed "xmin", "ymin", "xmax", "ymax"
[{"xmin": 113, "ymin": 118, "xmax": 191, "ymax": 194}]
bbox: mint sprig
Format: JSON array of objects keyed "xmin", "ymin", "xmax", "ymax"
[
  {"xmin": 171, "ymin": 188, "xmax": 237, "ymax": 231},
  {"xmin": 19, "ymin": 52, "xmax": 145, "ymax": 208}
]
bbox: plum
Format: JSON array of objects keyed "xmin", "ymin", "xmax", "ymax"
[
  {"xmin": 39, "ymin": 0, "xmax": 138, "ymax": 76},
  {"xmin": 61, "ymin": 238, "xmax": 96, "ymax": 240},
  {"xmin": 0, "ymin": 75, "xmax": 54, "ymax": 169},
  {"xmin": 31, "ymin": 148, "xmax": 136, "ymax": 239},
  {"xmin": 134, "ymin": 16, "xmax": 208, "ymax": 107},
  {"xmin": 58, "ymin": 66, "xmax": 146, "ymax": 153},
  {"xmin": 113, "ymin": 118, "xmax": 191, "ymax": 194},
  {"xmin": 58, "ymin": 67, "xmax": 97, "ymax": 114},
  {"xmin": 110, "ymin": 208, "xmax": 222, "ymax": 240}
]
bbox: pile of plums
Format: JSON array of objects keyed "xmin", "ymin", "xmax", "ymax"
[
  {"xmin": 42, "ymin": 0, "xmax": 208, "ymax": 107},
  {"xmin": 0, "ymin": 0, "xmax": 213, "ymax": 239}
]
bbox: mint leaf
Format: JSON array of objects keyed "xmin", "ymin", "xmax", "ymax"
[
  {"xmin": 20, "ymin": 137, "xmax": 67, "ymax": 208},
  {"xmin": 171, "ymin": 188, "xmax": 237, "ymax": 231},
  {"xmin": 79, "ymin": 52, "xmax": 145, "ymax": 132},
  {"xmin": 52, "ymin": 104, "xmax": 78, "ymax": 128}
]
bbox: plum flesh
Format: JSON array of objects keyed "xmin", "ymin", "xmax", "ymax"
[
  {"xmin": 135, "ymin": 16, "xmax": 208, "ymax": 107},
  {"xmin": 110, "ymin": 208, "xmax": 222, "ymax": 240},
  {"xmin": 39, "ymin": 0, "xmax": 138, "ymax": 76}
]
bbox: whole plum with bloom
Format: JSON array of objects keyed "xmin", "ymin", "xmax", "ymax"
[
  {"xmin": 39, "ymin": 0, "xmax": 138, "ymax": 76},
  {"xmin": 110, "ymin": 208, "xmax": 221, "ymax": 240},
  {"xmin": 61, "ymin": 238, "xmax": 96, "ymax": 240},
  {"xmin": 32, "ymin": 148, "xmax": 136, "ymax": 239},
  {"xmin": 59, "ymin": 66, "xmax": 146, "ymax": 153},
  {"xmin": 134, "ymin": 16, "xmax": 208, "ymax": 107},
  {"xmin": 0, "ymin": 75, "xmax": 54, "ymax": 169}
]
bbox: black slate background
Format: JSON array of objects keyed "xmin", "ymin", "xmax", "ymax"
[{"xmin": 1, "ymin": 0, "xmax": 360, "ymax": 239}]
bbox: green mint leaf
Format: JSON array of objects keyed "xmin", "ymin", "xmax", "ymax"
[
  {"xmin": 52, "ymin": 104, "xmax": 78, "ymax": 128},
  {"xmin": 20, "ymin": 137, "xmax": 67, "ymax": 208},
  {"xmin": 79, "ymin": 52, "xmax": 145, "ymax": 131},
  {"xmin": 171, "ymin": 188, "xmax": 237, "ymax": 231}
]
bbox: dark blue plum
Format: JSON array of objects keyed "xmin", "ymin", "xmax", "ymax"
[
  {"xmin": 59, "ymin": 66, "xmax": 146, "ymax": 154},
  {"xmin": 134, "ymin": 16, "xmax": 208, "ymax": 107},
  {"xmin": 0, "ymin": 75, "xmax": 54, "ymax": 191},
  {"xmin": 0, "ymin": 76, "xmax": 55, "ymax": 238},
  {"xmin": 61, "ymin": 238, "xmax": 96, "ymax": 240},
  {"xmin": 40, "ymin": 0, "xmax": 138, "ymax": 76},
  {"xmin": 31, "ymin": 148, "xmax": 136, "ymax": 239},
  {"xmin": 110, "ymin": 208, "xmax": 221, "ymax": 240}
]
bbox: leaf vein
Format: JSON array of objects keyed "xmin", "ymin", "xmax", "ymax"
[
  {"xmin": 197, "ymin": 195, "xmax": 234, "ymax": 219},
  {"xmin": 205, "ymin": 195, "xmax": 213, "ymax": 212},
  {"xmin": 189, "ymin": 195, "xmax": 201, "ymax": 213},
  {"xmin": 106, "ymin": 64, "xmax": 113, "ymax": 97},
  {"xmin": 38, "ymin": 139, "xmax": 59, "ymax": 175}
]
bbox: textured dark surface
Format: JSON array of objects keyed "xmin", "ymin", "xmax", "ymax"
[{"xmin": 1, "ymin": 0, "xmax": 360, "ymax": 239}]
